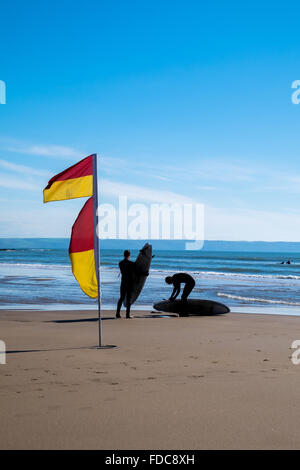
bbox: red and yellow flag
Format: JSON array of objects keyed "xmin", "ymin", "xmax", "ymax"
[
  {"xmin": 43, "ymin": 155, "xmax": 93, "ymax": 203},
  {"xmin": 69, "ymin": 197, "xmax": 98, "ymax": 298}
]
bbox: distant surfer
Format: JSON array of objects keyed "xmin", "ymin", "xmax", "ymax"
[
  {"xmin": 165, "ymin": 273, "xmax": 195, "ymax": 302},
  {"xmin": 116, "ymin": 250, "xmax": 135, "ymax": 319}
]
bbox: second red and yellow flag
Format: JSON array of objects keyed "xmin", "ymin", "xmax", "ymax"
[{"xmin": 69, "ymin": 197, "xmax": 98, "ymax": 298}]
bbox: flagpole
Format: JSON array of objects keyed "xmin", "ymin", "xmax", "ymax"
[{"xmin": 92, "ymin": 153, "xmax": 102, "ymax": 348}]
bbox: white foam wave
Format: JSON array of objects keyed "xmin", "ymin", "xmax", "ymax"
[
  {"xmin": 0, "ymin": 262, "xmax": 70, "ymax": 269},
  {"xmin": 1, "ymin": 262, "xmax": 300, "ymax": 281},
  {"xmin": 218, "ymin": 292, "xmax": 300, "ymax": 306},
  {"xmin": 150, "ymin": 268, "xmax": 300, "ymax": 281},
  {"xmin": 0, "ymin": 262, "xmax": 116, "ymax": 271},
  {"xmin": 202, "ymin": 271, "xmax": 300, "ymax": 280}
]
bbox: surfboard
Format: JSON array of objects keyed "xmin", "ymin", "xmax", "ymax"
[
  {"xmin": 153, "ymin": 299, "xmax": 230, "ymax": 316},
  {"xmin": 124, "ymin": 243, "xmax": 153, "ymax": 307}
]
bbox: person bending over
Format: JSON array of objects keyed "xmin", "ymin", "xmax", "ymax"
[
  {"xmin": 116, "ymin": 250, "xmax": 135, "ymax": 318},
  {"xmin": 165, "ymin": 273, "xmax": 195, "ymax": 302}
]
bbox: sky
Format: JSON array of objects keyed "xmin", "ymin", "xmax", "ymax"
[{"xmin": 1, "ymin": 1, "xmax": 300, "ymax": 241}]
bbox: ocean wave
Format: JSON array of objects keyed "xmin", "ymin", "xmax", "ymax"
[
  {"xmin": 218, "ymin": 292, "xmax": 300, "ymax": 306},
  {"xmin": 200, "ymin": 271, "xmax": 300, "ymax": 280},
  {"xmin": 150, "ymin": 268, "xmax": 300, "ymax": 280},
  {"xmin": 1, "ymin": 262, "xmax": 300, "ymax": 281},
  {"xmin": 0, "ymin": 262, "xmax": 70, "ymax": 269},
  {"xmin": 0, "ymin": 248, "xmax": 57, "ymax": 252},
  {"xmin": 0, "ymin": 262, "xmax": 118, "ymax": 272},
  {"xmin": 27, "ymin": 249, "xmax": 53, "ymax": 252}
]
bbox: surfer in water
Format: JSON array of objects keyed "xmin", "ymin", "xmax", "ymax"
[
  {"xmin": 165, "ymin": 273, "xmax": 195, "ymax": 302},
  {"xmin": 116, "ymin": 250, "xmax": 135, "ymax": 319}
]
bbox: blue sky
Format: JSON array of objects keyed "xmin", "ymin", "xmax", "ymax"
[{"xmin": 1, "ymin": 1, "xmax": 300, "ymax": 240}]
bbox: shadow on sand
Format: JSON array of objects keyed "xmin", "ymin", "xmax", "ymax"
[
  {"xmin": 5, "ymin": 346, "xmax": 98, "ymax": 355},
  {"xmin": 48, "ymin": 314, "xmax": 177, "ymax": 323}
]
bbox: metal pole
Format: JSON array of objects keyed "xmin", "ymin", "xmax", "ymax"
[{"xmin": 92, "ymin": 154, "xmax": 102, "ymax": 348}]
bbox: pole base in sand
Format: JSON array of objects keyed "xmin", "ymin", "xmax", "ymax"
[{"xmin": 93, "ymin": 345, "xmax": 117, "ymax": 350}]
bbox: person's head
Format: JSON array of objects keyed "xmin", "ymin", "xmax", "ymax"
[
  {"xmin": 124, "ymin": 250, "xmax": 130, "ymax": 259},
  {"xmin": 165, "ymin": 276, "xmax": 173, "ymax": 285}
]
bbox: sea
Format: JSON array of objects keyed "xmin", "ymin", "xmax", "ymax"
[{"xmin": 1, "ymin": 239, "xmax": 300, "ymax": 316}]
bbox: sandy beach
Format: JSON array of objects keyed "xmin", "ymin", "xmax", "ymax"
[{"xmin": 0, "ymin": 309, "xmax": 300, "ymax": 449}]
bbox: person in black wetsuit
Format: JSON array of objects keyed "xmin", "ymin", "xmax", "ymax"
[
  {"xmin": 165, "ymin": 273, "xmax": 195, "ymax": 302},
  {"xmin": 116, "ymin": 250, "xmax": 135, "ymax": 319}
]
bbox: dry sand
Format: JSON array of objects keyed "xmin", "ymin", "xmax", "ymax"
[{"xmin": 0, "ymin": 309, "xmax": 300, "ymax": 449}]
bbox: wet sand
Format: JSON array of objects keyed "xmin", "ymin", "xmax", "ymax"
[{"xmin": 0, "ymin": 309, "xmax": 300, "ymax": 449}]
